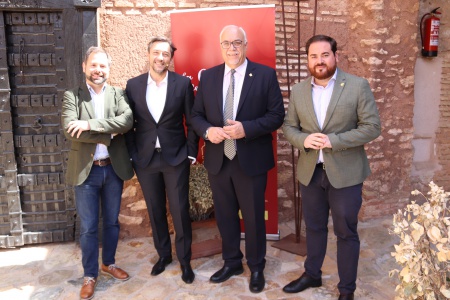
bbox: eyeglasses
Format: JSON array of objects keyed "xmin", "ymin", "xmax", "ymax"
[{"xmin": 220, "ymin": 40, "xmax": 244, "ymax": 49}]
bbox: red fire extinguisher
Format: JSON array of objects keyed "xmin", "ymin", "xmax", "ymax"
[{"xmin": 420, "ymin": 7, "xmax": 441, "ymax": 57}]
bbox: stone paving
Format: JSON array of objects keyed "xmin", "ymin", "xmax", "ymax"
[{"xmin": 0, "ymin": 216, "xmax": 399, "ymax": 300}]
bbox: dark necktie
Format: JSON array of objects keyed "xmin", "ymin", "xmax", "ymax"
[{"xmin": 223, "ymin": 69, "xmax": 236, "ymax": 160}]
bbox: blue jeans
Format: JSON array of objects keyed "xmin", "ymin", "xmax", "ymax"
[{"xmin": 75, "ymin": 164, "xmax": 124, "ymax": 278}]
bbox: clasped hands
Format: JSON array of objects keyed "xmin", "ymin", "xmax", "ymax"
[
  {"xmin": 207, "ymin": 120, "xmax": 245, "ymax": 144},
  {"xmin": 304, "ymin": 133, "xmax": 332, "ymax": 150}
]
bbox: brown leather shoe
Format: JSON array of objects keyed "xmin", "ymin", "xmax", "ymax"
[
  {"xmin": 80, "ymin": 277, "xmax": 97, "ymax": 300},
  {"xmin": 101, "ymin": 264, "xmax": 130, "ymax": 281}
]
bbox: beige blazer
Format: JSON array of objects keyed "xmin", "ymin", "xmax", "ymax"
[
  {"xmin": 61, "ymin": 84, "xmax": 134, "ymax": 186},
  {"xmin": 282, "ymin": 69, "xmax": 381, "ymax": 189}
]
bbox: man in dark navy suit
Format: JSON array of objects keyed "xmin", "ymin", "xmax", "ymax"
[
  {"xmin": 125, "ymin": 37, "xmax": 198, "ymax": 284},
  {"xmin": 191, "ymin": 25, "xmax": 285, "ymax": 293}
]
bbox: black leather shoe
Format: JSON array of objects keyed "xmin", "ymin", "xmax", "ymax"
[
  {"xmin": 249, "ymin": 271, "xmax": 265, "ymax": 293},
  {"xmin": 283, "ymin": 272, "xmax": 322, "ymax": 293},
  {"xmin": 151, "ymin": 257, "xmax": 172, "ymax": 276},
  {"xmin": 338, "ymin": 293, "xmax": 354, "ymax": 300},
  {"xmin": 181, "ymin": 264, "xmax": 195, "ymax": 284},
  {"xmin": 210, "ymin": 265, "xmax": 244, "ymax": 283}
]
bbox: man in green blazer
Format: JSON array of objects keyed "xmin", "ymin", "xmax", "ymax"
[
  {"xmin": 61, "ymin": 47, "xmax": 134, "ymax": 300},
  {"xmin": 282, "ymin": 35, "xmax": 381, "ymax": 300}
]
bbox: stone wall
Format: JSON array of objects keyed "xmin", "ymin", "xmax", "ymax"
[
  {"xmin": 97, "ymin": 0, "xmax": 441, "ymax": 238},
  {"xmin": 421, "ymin": 1, "xmax": 450, "ymax": 193}
]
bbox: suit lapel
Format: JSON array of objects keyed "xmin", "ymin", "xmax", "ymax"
[
  {"xmin": 80, "ymin": 85, "xmax": 95, "ymax": 119},
  {"xmin": 322, "ymin": 68, "xmax": 345, "ymax": 130},
  {"xmin": 216, "ymin": 64, "xmax": 226, "ymax": 121},
  {"xmin": 303, "ymin": 79, "xmax": 321, "ymax": 130},
  {"xmin": 159, "ymin": 71, "xmax": 175, "ymax": 121},
  {"xmin": 103, "ymin": 85, "xmax": 115, "ymax": 118},
  {"xmin": 236, "ymin": 61, "xmax": 254, "ymax": 117}
]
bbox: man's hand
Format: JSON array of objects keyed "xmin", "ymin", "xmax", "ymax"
[
  {"xmin": 304, "ymin": 133, "xmax": 331, "ymax": 150},
  {"xmin": 67, "ymin": 120, "xmax": 90, "ymax": 138},
  {"xmin": 207, "ymin": 127, "xmax": 230, "ymax": 144},
  {"xmin": 223, "ymin": 120, "xmax": 245, "ymax": 139}
]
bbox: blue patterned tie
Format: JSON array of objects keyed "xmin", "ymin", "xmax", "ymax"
[{"xmin": 223, "ymin": 69, "xmax": 236, "ymax": 160}]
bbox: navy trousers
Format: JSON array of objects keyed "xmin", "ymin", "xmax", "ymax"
[{"xmin": 300, "ymin": 165, "xmax": 362, "ymax": 295}]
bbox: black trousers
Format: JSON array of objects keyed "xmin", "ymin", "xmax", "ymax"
[
  {"xmin": 208, "ymin": 156, "xmax": 267, "ymax": 272},
  {"xmin": 300, "ymin": 165, "xmax": 362, "ymax": 294},
  {"xmin": 135, "ymin": 152, "xmax": 192, "ymax": 265}
]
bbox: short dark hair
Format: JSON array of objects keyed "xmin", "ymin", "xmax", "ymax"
[
  {"xmin": 147, "ymin": 36, "xmax": 177, "ymax": 58},
  {"xmin": 305, "ymin": 35, "xmax": 337, "ymax": 55},
  {"xmin": 84, "ymin": 46, "xmax": 112, "ymax": 66}
]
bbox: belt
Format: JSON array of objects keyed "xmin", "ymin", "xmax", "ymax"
[
  {"xmin": 316, "ymin": 163, "xmax": 325, "ymax": 170},
  {"xmin": 155, "ymin": 148, "xmax": 162, "ymax": 153},
  {"xmin": 93, "ymin": 157, "xmax": 111, "ymax": 167}
]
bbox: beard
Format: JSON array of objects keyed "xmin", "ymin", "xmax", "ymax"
[
  {"xmin": 308, "ymin": 63, "xmax": 337, "ymax": 80},
  {"xmin": 86, "ymin": 72, "xmax": 107, "ymax": 85}
]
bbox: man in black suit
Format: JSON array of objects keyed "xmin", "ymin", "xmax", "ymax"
[
  {"xmin": 191, "ymin": 25, "xmax": 285, "ymax": 293},
  {"xmin": 125, "ymin": 36, "xmax": 199, "ymax": 284}
]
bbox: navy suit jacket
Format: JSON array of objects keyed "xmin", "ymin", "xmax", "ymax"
[
  {"xmin": 125, "ymin": 71, "xmax": 199, "ymax": 168},
  {"xmin": 191, "ymin": 60, "xmax": 285, "ymax": 176}
]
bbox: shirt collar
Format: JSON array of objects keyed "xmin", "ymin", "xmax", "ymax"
[
  {"xmin": 225, "ymin": 58, "xmax": 248, "ymax": 76},
  {"xmin": 311, "ymin": 68, "xmax": 338, "ymax": 88},
  {"xmin": 148, "ymin": 72, "xmax": 168, "ymax": 86},
  {"xmin": 86, "ymin": 83, "xmax": 107, "ymax": 95}
]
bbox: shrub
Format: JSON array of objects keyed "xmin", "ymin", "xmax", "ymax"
[{"xmin": 389, "ymin": 181, "xmax": 450, "ymax": 300}]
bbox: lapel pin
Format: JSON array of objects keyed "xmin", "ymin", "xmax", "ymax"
[
  {"xmin": 249, "ymin": 73, "xmax": 253, "ymax": 77},
  {"xmin": 340, "ymin": 82, "xmax": 345, "ymax": 87}
]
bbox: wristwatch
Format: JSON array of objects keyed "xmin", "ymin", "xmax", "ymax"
[{"xmin": 203, "ymin": 129, "xmax": 209, "ymax": 140}]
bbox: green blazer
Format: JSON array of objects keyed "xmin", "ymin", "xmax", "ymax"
[
  {"xmin": 282, "ymin": 69, "xmax": 381, "ymax": 189},
  {"xmin": 61, "ymin": 84, "xmax": 134, "ymax": 186}
]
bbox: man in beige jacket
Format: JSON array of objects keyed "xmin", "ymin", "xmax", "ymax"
[{"xmin": 282, "ymin": 35, "xmax": 381, "ymax": 300}]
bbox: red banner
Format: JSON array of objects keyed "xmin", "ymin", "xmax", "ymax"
[{"xmin": 170, "ymin": 5, "xmax": 279, "ymax": 239}]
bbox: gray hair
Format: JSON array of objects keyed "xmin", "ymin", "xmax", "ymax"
[{"xmin": 219, "ymin": 25, "xmax": 247, "ymax": 43}]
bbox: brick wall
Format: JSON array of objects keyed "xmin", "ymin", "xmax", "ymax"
[
  {"xmin": 426, "ymin": 1, "xmax": 450, "ymax": 193},
  {"xmin": 98, "ymin": 0, "xmax": 443, "ymax": 238}
]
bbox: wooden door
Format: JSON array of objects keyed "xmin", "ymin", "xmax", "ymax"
[{"xmin": 0, "ymin": 0, "xmax": 100, "ymax": 247}]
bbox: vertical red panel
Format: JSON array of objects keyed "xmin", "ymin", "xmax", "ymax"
[{"xmin": 171, "ymin": 5, "xmax": 279, "ymax": 237}]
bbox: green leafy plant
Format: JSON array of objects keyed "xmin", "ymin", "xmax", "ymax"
[{"xmin": 389, "ymin": 181, "xmax": 450, "ymax": 300}]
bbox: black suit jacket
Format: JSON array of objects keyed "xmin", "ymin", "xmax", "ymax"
[
  {"xmin": 191, "ymin": 60, "xmax": 285, "ymax": 176},
  {"xmin": 125, "ymin": 71, "xmax": 199, "ymax": 168}
]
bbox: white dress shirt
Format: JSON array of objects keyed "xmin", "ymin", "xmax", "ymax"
[
  {"xmin": 146, "ymin": 73, "xmax": 168, "ymax": 148},
  {"xmin": 311, "ymin": 70, "xmax": 337, "ymax": 163},
  {"xmin": 87, "ymin": 83, "xmax": 109, "ymax": 161}
]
